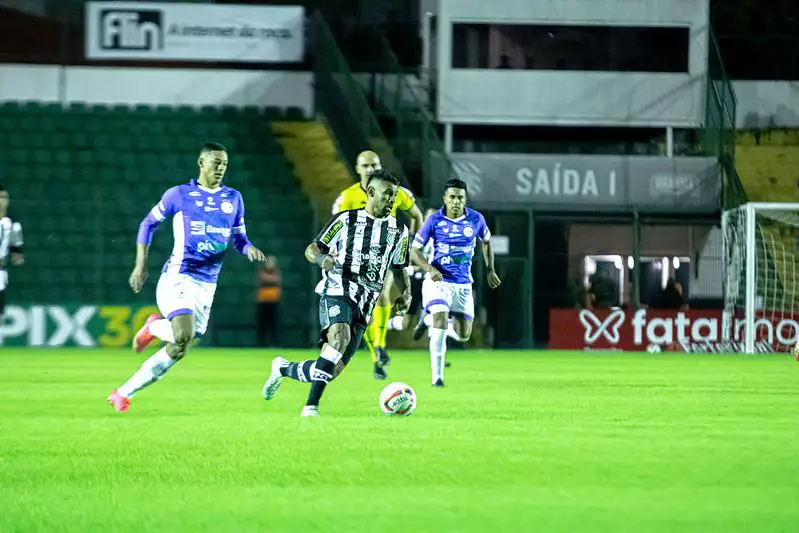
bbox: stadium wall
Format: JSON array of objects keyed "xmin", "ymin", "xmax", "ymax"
[
  {"xmin": 0, "ymin": 64, "xmax": 313, "ymax": 112},
  {"xmin": 733, "ymin": 81, "xmax": 799, "ymax": 129},
  {"xmin": 435, "ymin": 0, "xmax": 709, "ymax": 127}
]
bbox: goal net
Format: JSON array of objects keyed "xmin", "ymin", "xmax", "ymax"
[{"xmin": 723, "ymin": 203, "xmax": 799, "ymax": 353}]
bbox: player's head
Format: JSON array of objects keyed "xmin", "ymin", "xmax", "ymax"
[
  {"xmin": 442, "ymin": 178, "xmax": 468, "ymax": 218},
  {"xmin": 0, "ymin": 184, "xmax": 8, "ymax": 215},
  {"xmin": 355, "ymin": 150, "xmax": 381, "ymax": 185},
  {"xmin": 366, "ymin": 168, "xmax": 399, "ymax": 218},
  {"xmin": 197, "ymin": 142, "xmax": 228, "ymax": 189}
]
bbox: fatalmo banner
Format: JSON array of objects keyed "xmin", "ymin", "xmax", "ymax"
[
  {"xmin": 550, "ymin": 308, "xmax": 796, "ymax": 353},
  {"xmin": 85, "ymin": 2, "xmax": 305, "ymax": 62}
]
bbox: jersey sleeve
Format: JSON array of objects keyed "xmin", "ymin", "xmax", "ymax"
[
  {"xmin": 412, "ymin": 214, "xmax": 434, "ymax": 249},
  {"xmin": 396, "ymin": 186, "xmax": 416, "ymax": 211},
  {"xmin": 136, "ymin": 186, "xmax": 180, "ymax": 245},
  {"xmin": 232, "ymin": 193, "xmax": 253, "ymax": 256},
  {"xmin": 478, "ymin": 213, "xmax": 492, "ymax": 241},
  {"xmin": 315, "ymin": 212, "xmax": 347, "ymax": 253},
  {"xmin": 391, "ymin": 227, "xmax": 410, "ymax": 268},
  {"xmin": 9, "ymin": 221, "xmax": 23, "ymax": 252}
]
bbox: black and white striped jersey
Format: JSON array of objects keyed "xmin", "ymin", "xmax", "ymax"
[
  {"xmin": 0, "ymin": 216, "xmax": 23, "ymax": 291},
  {"xmin": 315, "ymin": 209, "xmax": 409, "ymax": 320}
]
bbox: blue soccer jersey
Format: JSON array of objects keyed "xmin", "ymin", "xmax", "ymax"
[
  {"xmin": 136, "ymin": 179, "xmax": 252, "ymax": 283},
  {"xmin": 412, "ymin": 207, "xmax": 491, "ymax": 284}
]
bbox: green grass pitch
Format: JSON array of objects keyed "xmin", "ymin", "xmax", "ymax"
[{"xmin": 1, "ymin": 348, "xmax": 799, "ymax": 532}]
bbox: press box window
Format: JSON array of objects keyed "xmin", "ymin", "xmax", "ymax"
[{"xmin": 451, "ymin": 23, "xmax": 690, "ymax": 73}]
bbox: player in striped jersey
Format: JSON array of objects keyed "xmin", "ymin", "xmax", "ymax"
[
  {"xmin": 0, "ymin": 185, "xmax": 24, "ymax": 346},
  {"xmin": 261, "ymin": 169, "xmax": 412, "ymax": 417},
  {"xmin": 332, "ymin": 150, "xmax": 424, "ymax": 380}
]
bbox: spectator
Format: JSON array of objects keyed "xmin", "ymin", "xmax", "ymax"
[
  {"xmin": 256, "ymin": 256, "xmax": 282, "ymax": 347},
  {"xmin": 651, "ymin": 278, "xmax": 688, "ymax": 311}
]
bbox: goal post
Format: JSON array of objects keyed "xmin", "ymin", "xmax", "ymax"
[{"xmin": 723, "ymin": 202, "xmax": 799, "ymax": 353}]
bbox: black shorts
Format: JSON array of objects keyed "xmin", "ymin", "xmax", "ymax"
[
  {"xmin": 318, "ymin": 295, "xmax": 367, "ymax": 363},
  {"xmin": 408, "ymin": 274, "xmax": 424, "ymax": 315}
]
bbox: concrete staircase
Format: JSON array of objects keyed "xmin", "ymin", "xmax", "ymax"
[{"xmin": 271, "ymin": 121, "xmax": 354, "ymax": 224}]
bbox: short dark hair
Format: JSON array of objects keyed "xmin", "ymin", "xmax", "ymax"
[
  {"xmin": 200, "ymin": 142, "xmax": 227, "ymax": 154},
  {"xmin": 366, "ymin": 168, "xmax": 400, "ymax": 188},
  {"xmin": 0, "ymin": 184, "xmax": 6, "ymax": 193},
  {"xmin": 444, "ymin": 178, "xmax": 467, "ymax": 192}
]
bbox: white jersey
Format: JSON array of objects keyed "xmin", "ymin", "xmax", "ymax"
[
  {"xmin": 0, "ymin": 217, "xmax": 23, "ymax": 291},
  {"xmin": 314, "ymin": 209, "xmax": 409, "ymax": 321}
]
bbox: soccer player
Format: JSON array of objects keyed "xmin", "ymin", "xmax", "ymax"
[
  {"xmin": 331, "ymin": 150, "xmax": 423, "ymax": 380},
  {"xmin": 410, "ymin": 179, "xmax": 501, "ymax": 386},
  {"xmin": 108, "ymin": 142, "xmax": 267, "ymax": 412},
  {"xmin": 0, "ymin": 185, "xmax": 24, "ymax": 346},
  {"xmin": 262, "ymin": 169, "xmax": 412, "ymax": 417}
]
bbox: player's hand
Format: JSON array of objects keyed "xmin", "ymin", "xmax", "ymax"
[
  {"xmin": 10, "ymin": 253, "xmax": 23, "ymax": 266},
  {"xmin": 319, "ymin": 255, "xmax": 336, "ymax": 272},
  {"xmin": 394, "ymin": 290, "xmax": 412, "ymax": 315},
  {"xmin": 247, "ymin": 246, "xmax": 267, "ymax": 263},
  {"xmin": 129, "ymin": 266, "xmax": 148, "ymax": 294},
  {"xmin": 427, "ymin": 267, "xmax": 444, "ymax": 282},
  {"xmin": 487, "ymin": 269, "xmax": 501, "ymax": 289}
]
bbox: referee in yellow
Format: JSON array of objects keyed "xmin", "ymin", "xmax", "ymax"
[{"xmin": 332, "ymin": 150, "xmax": 424, "ymax": 379}]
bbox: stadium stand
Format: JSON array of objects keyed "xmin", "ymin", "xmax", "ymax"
[{"xmin": 0, "ymin": 101, "xmax": 315, "ymax": 347}]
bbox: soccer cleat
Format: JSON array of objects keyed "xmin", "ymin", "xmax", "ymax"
[
  {"xmin": 132, "ymin": 313, "xmax": 161, "ymax": 353},
  {"xmin": 432, "ymin": 379, "xmax": 445, "ymax": 388},
  {"xmin": 107, "ymin": 390, "xmax": 131, "ymax": 412},
  {"xmin": 262, "ymin": 356, "xmax": 288, "ymax": 400},
  {"xmin": 373, "ymin": 362, "xmax": 387, "ymax": 380},
  {"xmin": 376, "ymin": 346, "xmax": 391, "ymax": 367},
  {"xmin": 412, "ymin": 314, "xmax": 429, "ymax": 341},
  {"xmin": 301, "ymin": 405, "xmax": 319, "ymax": 417}
]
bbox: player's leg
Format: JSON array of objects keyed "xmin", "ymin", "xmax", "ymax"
[
  {"xmin": 0, "ymin": 288, "xmax": 6, "ymax": 346},
  {"xmin": 448, "ymin": 284, "xmax": 475, "ymax": 343},
  {"xmin": 132, "ymin": 276, "xmax": 177, "ymax": 352},
  {"xmin": 110, "ymin": 275, "xmax": 203, "ymax": 411},
  {"xmin": 262, "ymin": 296, "xmax": 360, "ymax": 415},
  {"xmin": 370, "ymin": 275, "xmax": 393, "ymax": 367},
  {"xmin": 424, "ymin": 280, "xmax": 454, "ymax": 386}
]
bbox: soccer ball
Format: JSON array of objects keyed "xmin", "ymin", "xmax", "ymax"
[
  {"xmin": 646, "ymin": 343, "xmax": 662, "ymax": 353},
  {"xmin": 379, "ymin": 382, "xmax": 417, "ymax": 416}
]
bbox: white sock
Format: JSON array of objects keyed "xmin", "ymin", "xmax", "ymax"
[
  {"xmin": 423, "ymin": 314, "xmax": 433, "ymax": 327},
  {"xmin": 429, "ymin": 327, "xmax": 447, "ymax": 384},
  {"xmin": 388, "ymin": 316, "xmax": 405, "ymax": 331},
  {"xmin": 117, "ymin": 347, "xmax": 177, "ymax": 398},
  {"xmin": 149, "ymin": 319, "xmax": 176, "ymax": 343}
]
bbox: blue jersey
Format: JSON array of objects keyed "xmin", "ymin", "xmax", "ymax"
[
  {"xmin": 412, "ymin": 207, "xmax": 491, "ymax": 284},
  {"xmin": 136, "ymin": 179, "xmax": 252, "ymax": 284}
]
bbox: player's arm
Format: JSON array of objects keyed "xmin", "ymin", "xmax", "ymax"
[
  {"xmin": 390, "ymin": 229, "xmax": 412, "ymax": 313},
  {"xmin": 9, "ymin": 221, "xmax": 23, "ymax": 266},
  {"xmin": 479, "ymin": 219, "xmax": 501, "ymax": 289},
  {"xmin": 410, "ymin": 216, "xmax": 443, "ymax": 281},
  {"xmin": 331, "ymin": 191, "xmax": 349, "ymax": 215},
  {"xmin": 233, "ymin": 195, "xmax": 266, "ymax": 263},
  {"xmin": 397, "ymin": 187, "xmax": 424, "ymax": 234},
  {"xmin": 307, "ymin": 213, "xmax": 345, "ymax": 271},
  {"xmin": 130, "ymin": 187, "xmax": 178, "ymax": 293}
]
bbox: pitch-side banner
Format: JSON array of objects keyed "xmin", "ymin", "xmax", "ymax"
[
  {"xmin": 85, "ymin": 2, "xmax": 305, "ymax": 62},
  {"xmin": 549, "ymin": 308, "xmax": 797, "ymax": 353},
  {"xmin": 0, "ymin": 304, "xmax": 159, "ymax": 348},
  {"xmin": 439, "ymin": 154, "xmax": 720, "ymax": 212}
]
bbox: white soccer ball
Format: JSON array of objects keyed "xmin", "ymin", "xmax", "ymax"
[
  {"xmin": 379, "ymin": 382, "xmax": 417, "ymax": 416},
  {"xmin": 646, "ymin": 343, "xmax": 662, "ymax": 353}
]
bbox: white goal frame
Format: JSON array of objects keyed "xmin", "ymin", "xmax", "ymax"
[{"xmin": 722, "ymin": 202, "xmax": 799, "ymax": 353}]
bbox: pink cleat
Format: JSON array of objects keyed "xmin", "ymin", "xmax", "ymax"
[
  {"xmin": 132, "ymin": 313, "xmax": 161, "ymax": 353},
  {"xmin": 107, "ymin": 390, "xmax": 130, "ymax": 413}
]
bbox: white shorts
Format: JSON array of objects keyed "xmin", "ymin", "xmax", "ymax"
[
  {"xmin": 156, "ymin": 273, "xmax": 217, "ymax": 336},
  {"xmin": 422, "ymin": 279, "xmax": 474, "ymax": 320}
]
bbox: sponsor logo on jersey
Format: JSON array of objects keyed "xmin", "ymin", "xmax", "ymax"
[{"xmin": 321, "ymin": 220, "xmax": 343, "ymax": 245}]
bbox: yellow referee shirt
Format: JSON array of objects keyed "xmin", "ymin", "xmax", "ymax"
[{"xmin": 331, "ymin": 182, "xmax": 416, "ymax": 216}]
